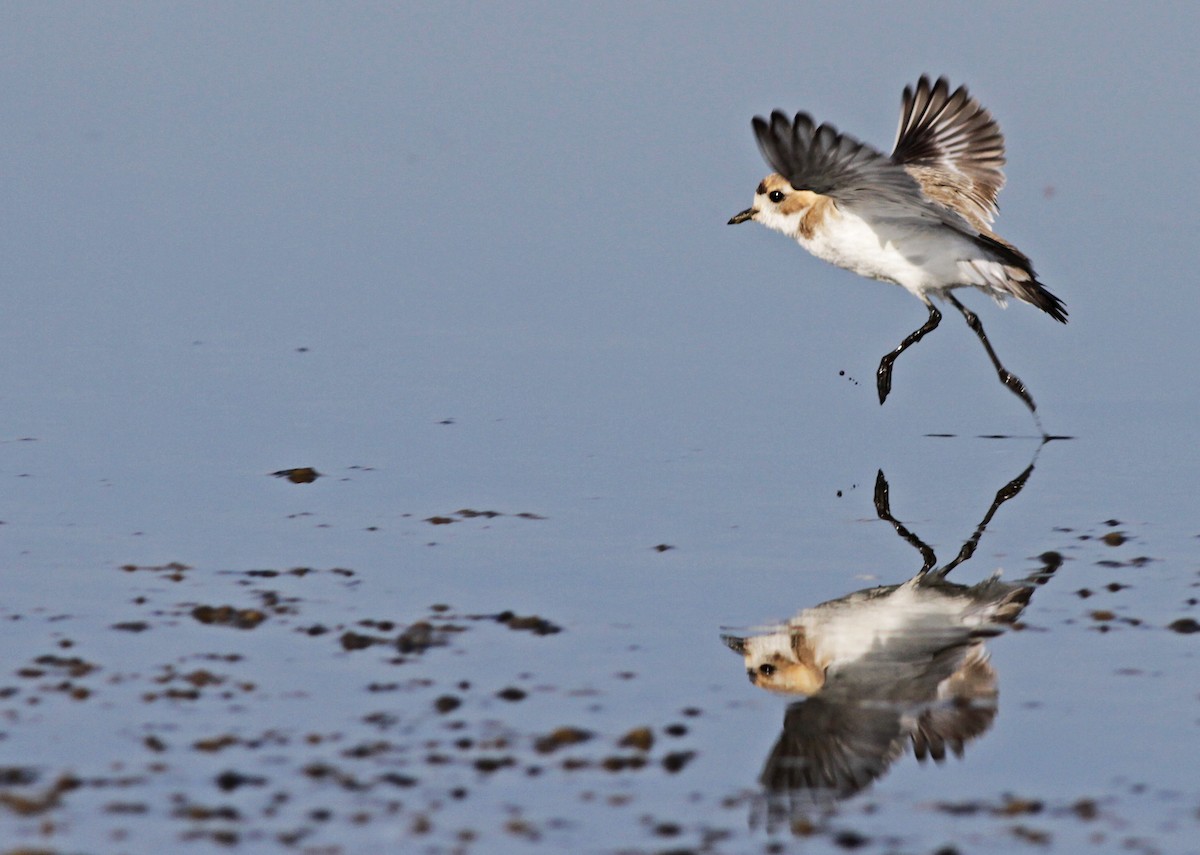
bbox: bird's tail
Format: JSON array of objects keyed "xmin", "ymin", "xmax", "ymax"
[
  {"xmin": 972, "ymin": 233, "xmax": 1068, "ymax": 323},
  {"xmin": 1009, "ymin": 276, "xmax": 1067, "ymax": 323}
]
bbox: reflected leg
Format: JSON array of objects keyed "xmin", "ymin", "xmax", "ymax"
[
  {"xmin": 944, "ymin": 293, "xmax": 1038, "ymax": 415},
  {"xmin": 926, "ymin": 460, "xmax": 1036, "ymax": 581},
  {"xmin": 873, "ymin": 470, "xmax": 938, "ymax": 576},
  {"xmin": 876, "ymin": 304, "xmax": 941, "ymax": 405}
]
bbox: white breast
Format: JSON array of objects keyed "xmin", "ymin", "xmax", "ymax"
[
  {"xmin": 794, "ymin": 208, "xmax": 979, "ymax": 298},
  {"xmin": 799, "ymin": 585, "xmax": 978, "ymax": 665}
]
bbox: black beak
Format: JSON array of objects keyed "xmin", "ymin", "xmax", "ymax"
[
  {"xmin": 721, "ymin": 634, "xmax": 747, "ymax": 654},
  {"xmin": 727, "ymin": 208, "xmax": 755, "ymax": 225}
]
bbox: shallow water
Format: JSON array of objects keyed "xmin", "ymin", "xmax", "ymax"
[{"xmin": 2, "ymin": 5, "xmax": 1199, "ymax": 854}]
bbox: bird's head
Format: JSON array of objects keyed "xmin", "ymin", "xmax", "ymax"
[
  {"xmin": 728, "ymin": 174, "xmax": 825, "ymax": 237},
  {"xmin": 722, "ymin": 630, "xmax": 826, "ymax": 696}
]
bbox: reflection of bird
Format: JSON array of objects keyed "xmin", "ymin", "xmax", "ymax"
[
  {"xmin": 728, "ymin": 76, "xmax": 1066, "ymax": 417},
  {"xmin": 722, "ymin": 573, "xmax": 1034, "ymax": 802},
  {"xmin": 723, "ymin": 574, "xmax": 1030, "ymax": 695}
]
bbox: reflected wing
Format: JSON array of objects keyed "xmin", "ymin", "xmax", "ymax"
[
  {"xmin": 758, "ymin": 697, "xmax": 907, "ymax": 801},
  {"xmin": 891, "ymin": 75, "xmax": 1007, "ymax": 229},
  {"xmin": 911, "ymin": 646, "xmax": 999, "ymax": 761},
  {"xmin": 757, "ymin": 643, "xmax": 1000, "ymax": 803}
]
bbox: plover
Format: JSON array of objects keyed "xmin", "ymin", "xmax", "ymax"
[
  {"xmin": 729, "ymin": 76, "xmax": 1066, "ymax": 418},
  {"xmin": 720, "ymin": 459, "xmax": 1055, "ymax": 804},
  {"xmin": 721, "ymin": 572, "xmax": 1031, "ymax": 800}
]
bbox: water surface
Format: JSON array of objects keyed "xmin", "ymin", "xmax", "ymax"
[{"xmin": 1, "ymin": 4, "xmax": 1198, "ymax": 853}]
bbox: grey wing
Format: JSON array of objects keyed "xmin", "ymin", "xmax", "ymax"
[
  {"xmin": 891, "ymin": 75, "xmax": 1007, "ymax": 229},
  {"xmin": 759, "ymin": 696, "xmax": 907, "ymax": 802},
  {"xmin": 752, "ymin": 111, "xmax": 930, "ymax": 211},
  {"xmin": 910, "ymin": 647, "xmax": 999, "ymax": 762}
]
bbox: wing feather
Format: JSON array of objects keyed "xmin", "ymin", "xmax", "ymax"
[
  {"xmin": 892, "ymin": 75, "xmax": 1007, "ymax": 228},
  {"xmin": 752, "ymin": 111, "xmax": 928, "ymax": 209}
]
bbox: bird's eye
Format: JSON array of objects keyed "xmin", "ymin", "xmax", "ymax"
[
  {"xmin": 758, "ymin": 663, "xmax": 776, "ymax": 676},
  {"xmin": 768, "ymin": 190, "xmax": 785, "ymax": 203}
]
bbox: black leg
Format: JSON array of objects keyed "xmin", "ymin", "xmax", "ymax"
[
  {"xmin": 926, "ymin": 460, "xmax": 1036, "ymax": 582},
  {"xmin": 944, "ymin": 293, "xmax": 1038, "ymax": 416},
  {"xmin": 873, "ymin": 470, "xmax": 937, "ymax": 577},
  {"xmin": 876, "ymin": 304, "xmax": 941, "ymax": 405}
]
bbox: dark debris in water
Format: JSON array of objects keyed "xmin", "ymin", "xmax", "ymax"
[
  {"xmin": 533, "ymin": 726, "xmax": 593, "ymax": 754},
  {"xmin": 0, "ymin": 774, "xmax": 81, "ymax": 816},
  {"xmin": 270, "ymin": 467, "xmax": 322, "ymax": 484},
  {"xmin": 396, "ymin": 620, "xmax": 458, "ymax": 653},
  {"xmin": 191, "ymin": 604, "xmax": 267, "ymax": 630},
  {"xmin": 2, "ymin": 514, "xmax": 1195, "ymax": 853},
  {"xmin": 933, "ymin": 794, "xmax": 1042, "ymax": 817},
  {"xmin": 340, "ymin": 630, "xmax": 381, "ymax": 651},
  {"xmin": 214, "ymin": 769, "xmax": 267, "ymax": 792},
  {"xmin": 0, "ymin": 553, "xmax": 722, "ymax": 851},
  {"xmin": 0, "ymin": 768, "xmax": 39, "ymax": 787},
  {"xmin": 121, "ymin": 561, "xmax": 192, "ymax": 582},
  {"xmin": 424, "ymin": 508, "xmax": 547, "ymax": 525},
  {"xmin": 456, "ymin": 509, "xmax": 502, "ymax": 519},
  {"xmin": 493, "ymin": 611, "xmax": 561, "ymax": 635},
  {"xmin": 618, "ymin": 727, "xmax": 654, "ymax": 752},
  {"xmin": 1036, "ymin": 551, "xmax": 1064, "ymax": 574}
]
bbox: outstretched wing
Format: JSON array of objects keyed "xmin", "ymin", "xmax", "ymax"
[
  {"xmin": 752, "ymin": 111, "xmax": 931, "ymax": 211},
  {"xmin": 892, "ymin": 76, "xmax": 1006, "ymax": 229},
  {"xmin": 759, "ymin": 696, "xmax": 907, "ymax": 802}
]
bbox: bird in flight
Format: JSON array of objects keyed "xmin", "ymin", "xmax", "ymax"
[{"xmin": 729, "ymin": 76, "xmax": 1066, "ymax": 419}]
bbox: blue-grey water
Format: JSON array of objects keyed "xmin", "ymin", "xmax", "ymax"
[{"xmin": 1, "ymin": 4, "xmax": 1198, "ymax": 853}]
